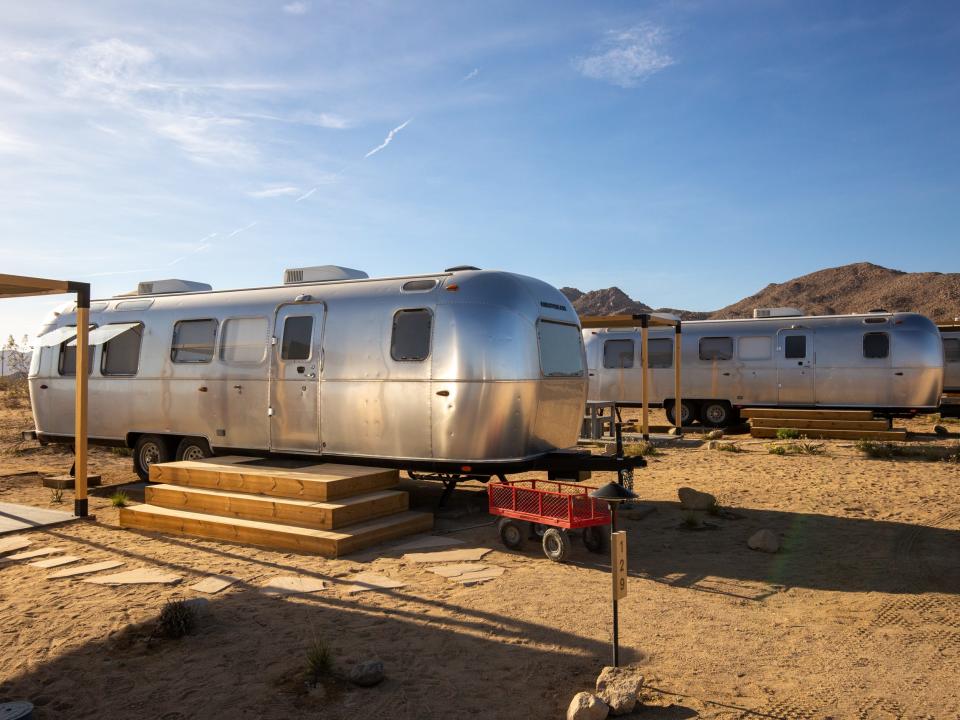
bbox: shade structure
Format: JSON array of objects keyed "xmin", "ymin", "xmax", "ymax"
[{"xmin": 0, "ymin": 273, "xmax": 91, "ymax": 517}]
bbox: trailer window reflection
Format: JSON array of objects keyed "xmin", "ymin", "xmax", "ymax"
[
  {"xmin": 171, "ymin": 319, "xmax": 217, "ymax": 363},
  {"xmin": 281, "ymin": 316, "xmax": 314, "ymax": 361},
  {"xmin": 863, "ymin": 332, "xmax": 889, "ymax": 359},
  {"xmin": 102, "ymin": 324, "xmax": 143, "ymax": 376},
  {"xmin": 738, "ymin": 336, "xmax": 771, "ymax": 361},
  {"xmin": 538, "ymin": 321, "xmax": 584, "ymax": 377},
  {"xmin": 391, "ymin": 309, "xmax": 432, "ymax": 361},
  {"xmin": 603, "ymin": 339, "xmax": 634, "ymax": 369},
  {"xmin": 647, "ymin": 338, "xmax": 673, "ymax": 368},
  {"xmin": 221, "ymin": 317, "xmax": 268, "ymax": 364},
  {"xmin": 58, "ymin": 326, "xmax": 96, "ymax": 376},
  {"xmin": 784, "ymin": 335, "xmax": 806, "ymax": 359},
  {"xmin": 945, "ymin": 338, "xmax": 960, "ymax": 363},
  {"xmin": 699, "ymin": 336, "xmax": 733, "ymax": 361}
]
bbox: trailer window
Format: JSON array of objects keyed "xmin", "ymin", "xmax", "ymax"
[
  {"xmin": 945, "ymin": 338, "xmax": 960, "ymax": 363},
  {"xmin": 784, "ymin": 335, "xmax": 806, "ymax": 359},
  {"xmin": 739, "ymin": 336, "xmax": 772, "ymax": 361},
  {"xmin": 101, "ymin": 323, "xmax": 143, "ymax": 376},
  {"xmin": 699, "ymin": 337, "xmax": 733, "ymax": 361},
  {"xmin": 58, "ymin": 326, "xmax": 96, "ymax": 376},
  {"xmin": 221, "ymin": 317, "xmax": 269, "ymax": 364},
  {"xmin": 863, "ymin": 332, "xmax": 889, "ymax": 359},
  {"xmin": 647, "ymin": 338, "xmax": 673, "ymax": 368},
  {"xmin": 391, "ymin": 309, "xmax": 432, "ymax": 361},
  {"xmin": 281, "ymin": 316, "xmax": 314, "ymax": 361},
  {"xmin": 171, "ymin": 319, "xmax": 217, "ymax": 363},
  {"xmin": 603, "ymin": 339, "xmax": 634, "ymax": 369},
  {"xmin": 538, "ymin": 320, "xmax": 584, "ymax": 377}
]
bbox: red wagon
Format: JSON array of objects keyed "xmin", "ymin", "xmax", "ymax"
[{"xmin": 487, "ymin": 479, "xmax": 611, "ymax": 562}]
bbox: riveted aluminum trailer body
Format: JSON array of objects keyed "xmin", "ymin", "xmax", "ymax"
[
  {"xmin": 29, "ymin": 269, "xmax": 589, "ymax": 471},
  {"xmin": 940, "ymin": 326, "xmax": 960, "ymax": 418}
]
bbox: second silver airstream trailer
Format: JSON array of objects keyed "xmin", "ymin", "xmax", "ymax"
[
  {"xmin": 940, "ymin": 324, "xmax": 960, "ymax": 417},
  {"xmin": 584, "ymin": 311, "xmax": 944, "ymax": 427},
  {"xmin": 29, "ymin": 266, "xmax": 605, "ymax": 480}
]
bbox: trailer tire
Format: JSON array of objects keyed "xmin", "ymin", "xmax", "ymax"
[
  {"xmin": 542, "ymin": 528, "xmax": 571, "ymax": 562},
  {"xmin": 701, "ymin": 400, "xmax": 733, "ymax": 428},
  {"xmin": 133, "ymin": 435, "xmax": 172, "ymax": 482},
  {"xmin": 666, "ymin": 400, "xmax": 698, "ymax": 426},
  {"xmin": 498, "ymin": 519, "xmax": 525, "ymax": 550},
  {"xmin": 582, "ymin": 526, "xmax": 607, "ymax": 554},
  {"xmin": 175, "ymin": 437, "xmax": 212, "ymax": 462}
]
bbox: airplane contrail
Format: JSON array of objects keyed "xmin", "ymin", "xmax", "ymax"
[{"xmin": 364, "ymin": 119, "xmax": 412, "ymax": 158}]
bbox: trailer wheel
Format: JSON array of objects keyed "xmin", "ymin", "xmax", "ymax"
[
  {"xmin": 175, "ymin": 437, "xmax": 212, "ymax": 462},
  {"xmin": 701, "ymin": 400, "xmax": 733, "ymax": 427},
  {"xmin": 666, "ymin": 400, "xmax": 698, "ymax": 426},
  {"xmin": 497, "ymin": 518, "xmax": 525, "ymax": 550},
  {"xmin": 582, "ymin": 526, "xmax": 607, "ymax": 554},
  {"xmin": 133, "ymin": 435, "xmax": 172, "ymax": 482},
  {"xmin": 542, "ymin": 528, "xmax": 571, "ymax": 562}
]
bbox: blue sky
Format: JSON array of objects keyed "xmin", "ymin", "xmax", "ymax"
[{"xmin": 2, "ymin": 0, "xmax": 959, "ymax": 343}]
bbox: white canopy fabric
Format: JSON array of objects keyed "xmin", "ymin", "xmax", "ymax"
[
  {"xmin": 68, "ymin": 322, "xmax": 139, "ymax": 347},
  {"xmin": 35, "ymin": 325, "xmax": 81, "ymax": 347}
]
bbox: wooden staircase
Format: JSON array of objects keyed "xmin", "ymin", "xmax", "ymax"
[
  {"xmin": 744, "ymin": 409, "xmax": 908, "ymax": 440},
  {"xmin": 119, "ymin": 456, "xmax": 433, "ymax": 557}
]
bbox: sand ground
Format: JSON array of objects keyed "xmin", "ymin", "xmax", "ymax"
[{"xmin": 1, "ymin": 386, "xmax": 959, "ymax": 719}]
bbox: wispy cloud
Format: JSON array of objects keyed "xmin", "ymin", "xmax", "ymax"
[
  {"xmin": 462, "ymin": 68, "xmax": 479, "ymax": 82},
  {"xmin": 283, "ymin": 2, "xmax": 310, "ymax": 15},
  {"xmin": 225, "ymin": 221, "xmax": 257, "ymax": 239},
  {"xmin": 167, "ymin": 232, "xmax": 217, "ymax": 266},
  {"xmin": 575, "ymin": 24, "xmax": 674, "ymax": 88},
  {"xmin": 296, "ymin": 187, "xmax": 318, "ymax": 202},
  {"xmin": 364, "ymin": 119, "xmax": 412, "ymax": 158},
  {"xmin": 246, "ymin": 185, "xmax": 302, "ymax": 199}
]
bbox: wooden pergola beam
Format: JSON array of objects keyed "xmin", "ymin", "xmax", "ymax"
[
  {"xmin": 580, "ymin": 313, "xmax": 681, "ymax": 329},
  {"xmin": 1, "ymin": 274, "xmax": 91, "ymax": 518}
]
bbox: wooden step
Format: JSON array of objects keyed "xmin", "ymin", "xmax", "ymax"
[
  {"xmin": 149, "ymin": 456, "xmax": 398, "ymax": 501},
  {"xmin": 119, "ymin": 504, "xmax": 433, "ymax": 558},
  {"xmin": 750, "ymin": 427, "xmax": 907, "ymax": 441},
  {"xmin": 146, "ymin": 484, "xmax": 409, "ymax": 530},
  {"xmin": 749, "ymin": 418, "xmax": 891, "ymax": 431},
  {"xmin": 740, "ymin": 408, "xmax": 877, "ymax": 421}
]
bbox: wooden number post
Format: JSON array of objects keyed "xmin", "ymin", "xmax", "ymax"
[{"xmin": 612, "ymin": 530, "xmax": 628, "ymax": 600}]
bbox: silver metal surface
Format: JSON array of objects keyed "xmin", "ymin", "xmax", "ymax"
[
  {"xmin": 585, "ymin": 312, "xmax": 944, "ymax": 412},
  {"xmin": 943, "ymin": 330, "xmax": 960, "ymax": 392},
  {"xmin": 29, "ymin": 269, "xmax": 586, "ymax": 465}
]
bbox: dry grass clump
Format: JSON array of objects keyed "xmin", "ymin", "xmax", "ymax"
[
  {"xmin": 110, "ymin": 490, "xmax": 130, "ymax": 508},
  {"xmin": 157, "ymin": 599, "xmax": 197, "ymax": 639},
  {"xmin": 775, "ymin": 427, "xmax": 801, "ymax": 440},
  {"xmin": 715, "ymin": 441, "xmax": 744, "ymax": 453},
  {"xmin": 306, "ymin": 637, "xmax": 334, "ymax": 685},
  {"xmin": 768, "ymin": 438, "xmax": 825, "ymax": 456},
  {"xmin": 624, "ymin": 441, "xmax": 660, "ymax": 457},
  {"xmin": 855, "ymin": 440, "xmax": 960, "ymax": 462}
]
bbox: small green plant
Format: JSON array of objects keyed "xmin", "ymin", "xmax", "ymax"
[
  {"xmin": 776, "ymin": 427, "xmax": 801, "ymax": 440},
  {"xmin": 624, "ymin": 441, "xmax": 659, "ymax": 457},
  {"xmin": 767, "ymin": 444, "xmax": 787, "ymax": 455},
  {"xmin": 305, "ymin": 637, "xmax": 333, "ymax": 685},
  {"xmin": 855, "ymin": 440, "xmax": 960, "ymax": 462},
  {"xmin": 110, "ymin": 446, "xmax": 133, "ymax": 457},
  {"xmin": 715, "ymin": 441, "xmax": 744, "ymax": 453},
  {"xmin": 157, "ymin": 599, "xmax": 196, "ymax": 639},
  {"xmin": 50, "ymin": 488, "xmax": 64, "ymax": 504},
  {"xmin": 795, "ymin": 438, "xmax": 825, "ymax": 455},
  {"xmin": 110, "ymin": 490, "xmax": 129, "ymax": 508}
]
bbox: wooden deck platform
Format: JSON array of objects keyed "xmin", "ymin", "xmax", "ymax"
[
  {"xmin": 743, "ymin": 408, "xmax": 908, "ymax": 441},
  {"xmin": 119, "ymin": 457, "xmax": 433, "ymax": 557}
]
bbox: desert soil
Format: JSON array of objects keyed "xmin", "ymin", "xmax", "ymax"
[{"xmin": 1, "ymin": 388, "xmax": 959, "ymax": 719}]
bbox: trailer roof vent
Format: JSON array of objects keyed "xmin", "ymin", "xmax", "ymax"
[
  {"xmin": 283, "ymin": 265, "xmax": 369, "ymax": 284},
  {"xmin": 134, "ymin": 279, "xmax": 212, "ymax": 296},
  {"xmin": 753, "ymin": 307, "xmax": 804, "ymax": 318},
  {"xmin": 867, "ymin": 308, "xmax": 888, "ymax": 313},
  {"xmin": 444, "ymin": 265, "xmax": 480, "ymax": 272}
]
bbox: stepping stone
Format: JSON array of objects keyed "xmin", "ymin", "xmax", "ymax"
[
  {"xmin": 84, "ymin": 569, "xmax": 181, "ymax": 586},
  {"xmin": 48, "ymin": 560, "xmax": 124, "ymax": 579},
  {"xmin": 390, "ymin": 535, "xmax": 465, "ymax": 552},
  {"xmin": 402, "ymin": 548, "xmax": 491, "ymax": 563},
  {"xmin": 344, "ymin": 572, "xmax": 405, "ymax": 594},
  {"xmin": 29, "ymin": 555, "xmax": 81, "ymax": 569},
  {"xmin": 4, "ymin": 547, "xmax": 66, "ymax": 561},
  {"xmin": 260, "ymin": 575, "xmax": 326, "ymax": 596},
  {"xmin": 0, "ymin": 537, "xmax": 32, "ymax": 555},
  {"xmin": 427, "ymin": 563, "xmax": 489, "ymax": 578},
  {"xmin": 189, "ymin": 575, "xmax": 239, "ymax": 595},
  {"xmin": 454, "ymin": 566, "xmax": 504, "ymax": 586}
]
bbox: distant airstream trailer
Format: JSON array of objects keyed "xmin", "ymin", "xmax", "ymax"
[
  {"xmin": 584, "ymin": 312, "xmax": 944, "ymax": 427},
  {"xmin": 29, "ymin": 267, "xmax": 603, "ymax": 481},
  {"xmin": 940, "ymin": 325, "xmax": 960, "ymax": 418}
]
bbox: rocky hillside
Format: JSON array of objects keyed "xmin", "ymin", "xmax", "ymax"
[{"xmin": 563, "ymin": 263, "xmax": 960, "ymax": 323}]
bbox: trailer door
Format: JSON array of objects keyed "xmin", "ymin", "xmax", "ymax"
[
  {"xmin": 776, "ymin": 329, "xmax": 814, "ymax": 405},
  {"xmin": 270, "ymin": 303, "xmax": 324, "ymax": 453}
]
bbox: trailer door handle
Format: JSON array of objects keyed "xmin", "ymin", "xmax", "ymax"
[
  {"xmin": 39, "ymin": 384, "xmax": 48, "ymax": 389},
  {"xmin": 894, "ymin": 372, "xmax": 904, "ymax": 376},
  {"xmin": 198, "ymin": 386, "xmax": 208, "ymax": 392},
  {"xmin": 722, "ymin": 372, "xmax": 730, "ymax": 376},
  {"xmin": 436, "ymin": 390, "xmax": 450, "ymax": 397},
  {"xmin": 233, "ymin": 384, "xmax": 243, "ymax": 390}
]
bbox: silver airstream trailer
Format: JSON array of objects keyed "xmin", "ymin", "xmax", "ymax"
[
  {"xmin": 29, "ymin": 266, "xmax": 624, "ymax": 481},
  {"xmin": 584, "ymin": 311, "xmax": 944, "ymax": 427},
  {"xmin": 940, "ymin": 324, "xmax": 960, "ymax": 417}
]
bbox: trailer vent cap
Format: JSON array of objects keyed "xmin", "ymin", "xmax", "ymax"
[
  {"xmin": 444, "ymin": 265, "xmax": 480, "ymax": 272},
  {"xmin": 135, "ymin": 279, "xmax": 212, "ymax": 296},
  {"xmin": 283, "ymin": 265, "xmax": 369, "ymax": 284},
  {"xmin": 753, "ymin": 307, "xmax": 804, "ymax": 318},
  {"xmin": 867, "ymin": 308, "xmax": 888, "ymax": 313}
]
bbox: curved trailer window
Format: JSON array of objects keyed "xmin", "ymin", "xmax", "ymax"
[
  {"xmin": 863, "ymin": 332, "xmax": 890, "ymax": 359},
  {"xmin": 101, "ymin": 323, "xmax": 144, "ymax": 376},
  {"xmin": 699, "ymin": 336, "xmax": 733, "ymax": 361},
  {"xmin": 57, "ymin": 326, "xmax": 96, "ymax": 376},
  {"xmin": 945, "ymin": 338, "xmax": 960, "ymax": 363},
  {"xmin": 281, "ymin": 316, "xmax": 314, "ymax": 361},
  {"xmin": 391, "ymin": 309, "xmax": 432, "ymax": 362},
  {"xmin": 648, "ymin": 338, "xmax": 674, "ymax": 368},
  {"xmin": 603, "ymin": 339, "xmax": 634, "ymax": 369},
  {"xmin": 171, "ymin": 319, "xmax": 218, "ymax": 363},
  {"xmin": 538, "ymin": 320, "xmax": 584, "ymax": 377}
]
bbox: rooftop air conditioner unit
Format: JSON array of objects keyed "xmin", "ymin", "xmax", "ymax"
[
  {"xmin": 136, "ymin": 279, "xmax": 212, "ymax": 296},
  {"xmin": 753, "ymin": 307, "xmax": 804, "ymax": 318},
  {"xmin": 283, "ymin": 265, "xmax": 369, "ymax": 284}
]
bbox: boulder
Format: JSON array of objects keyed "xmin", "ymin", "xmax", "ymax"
[
  {"xmin": 678, "ymin": 487, "xmax": 716, "ymax": 511},
  {"xmin": 748, "ymin": 529, "xmax": 780, "ymax": 553},
  {"xmin": 566, "ymin": 691, "xmax": 609, "ymax": 720},
  {"xmin": 348, "ymin": 659, "xmax": 385, "ymax": 687},
  {"xmin": 595, "ymin": 666, "xmax": 644, "ymax": 716},
  {"xmin": 933, "ymin": 424, "xmax": 948, "ymax": 437},
  {"xmin": 705, "ymin": 429, "xmax": 724, "ymax": 440}
]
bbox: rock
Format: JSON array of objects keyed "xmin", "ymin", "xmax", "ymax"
[
  {"xmin": 705, "ymin": 440, "xmax": 719, "ymax": 450},
  {"xmin": 678, "ymin": 486, "xmax": 716, "ymax": 511},
  {"xmin": 566, "ymin": 691, "xmax": 609, "ymax": 720},
  {"xmin": 667, "ymin": 427, "xmax": 680, "ymax": 436},
  {"xmin": 934, "ymin": 424, "xmax": 948, "ymax": 437},
  {"xmin": 595, "ymin": 666, "xmax": 644, "ymax": 716},
  {"xmin": 348, "ymin": 659, "xmax": 385, "ymax": 687},
  {"xmin": 705, "ymin": 429, "xmax": 724, "ymax": 440},
  {"xmin": 748, "ymin": 529, "xmax": 780, "ymax": 553}
]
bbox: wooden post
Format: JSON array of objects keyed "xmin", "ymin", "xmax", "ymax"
[
  {"xmin": 73, "ymin": 286, "xmax": 90, "ymax": 518},
  {"xmin": 640, "ymin": 316, "xmax": 649, "ymax": 440},
  {"xmin": 674, "ymin": 322, "xmax": 682, "ymax": 435}
]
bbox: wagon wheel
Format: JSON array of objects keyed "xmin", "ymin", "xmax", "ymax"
[
  {"xmin": 497, "ymin": 518, "xmax": 525, "ymax": 550},
  {"xmin": 582, "ymin": 526, "xmax": 607, "ymax": 554},
  {"xmin": 542, "ymin": 528, "xmax": 571, "ymax": 562}
]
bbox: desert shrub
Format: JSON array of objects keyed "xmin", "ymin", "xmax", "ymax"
[
  {"xmin": 50, "ymin": 488, "xmax": 64, "ymax": 504},
  {"xmin": 855, "ymin": 440, "xmax": 960, "ymax": 462},
  {"xmin": 715, "ymin": 441, "xmax": 744, "ymax": 453},
  {"xmin": 795, "ymin": 438, "xmax": 825, "ymax": 455},
  {"xmin": 157, "ymin": 600, "xmax": 197, "ymax": 639},
  {"xmin": 110, "ymin": 446, "xmax": 133, "ymax": 457},
  {"xmin": 306, "ymin": 637, "xmax": 333, "ymax": 684},
  {"xmin": 110, "ymin": 491, "xmax": 129, "ymax": 508},
  {"xmin": 624, "ymin": 441, "xmax": 659, "ymax": 457},
  {"xmin": 776, "ymin": 428, "xmax": 801, "ymax": 440}
]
